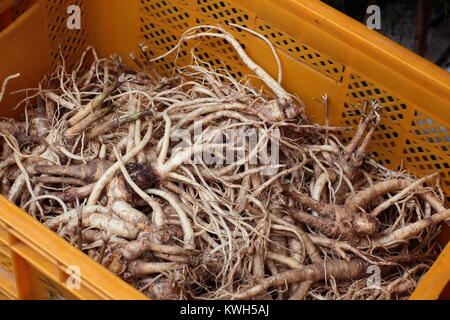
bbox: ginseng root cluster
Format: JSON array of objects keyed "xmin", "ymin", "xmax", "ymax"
[{"xmin": 0, "ymin": 26, "xmax": 448, "ymax": 300}]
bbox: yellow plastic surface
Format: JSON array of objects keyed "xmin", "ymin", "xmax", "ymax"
[{"xmin": 0, "ymin": 0, "xmax": 449, "ymax": 300}]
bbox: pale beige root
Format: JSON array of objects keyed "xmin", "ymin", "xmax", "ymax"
[
  {"xmin": 44, "ymin": 205, "xmax": 110, "ymax": 229},
  {"xmin": 0, "ymin": 151, "xmax": 15, "ymax": 172},
  {"xmin": 99, "ymin": 144, "xmax": 107, "ymax": 160},
  {"xmin": 153, "ymin": 253, "xmax": 193, "ymax": 264},
  {"xmin": 104, "ymin": 176, "xmax": 156, "ymax": 234},
  {"xmin": 150, "ymin": 25, "xmax": 303, "ymax": 120},
  {"xmin": 82, "ymin": 213, "xmax": 140, "ymax": 239},
  {"xmin": 266, "ymin": 252, "xmax": 302, "ymax": 269},
  {"xmin": 88, "ymin": 122, "xmax": 153, "ymax": 205},
  {"xmin": 268, "ymin": 233, "xmax": 288, "ymax": 269},
  {"xmin": 54, "ymin": 143, "xmax": 100, "ymax": 163},
  {"xmin": 270, "ymin": 214, "xmax": 322, "ymax": 264},
  {"xmin": 421, "ymin": 191, "xmax": 446, "ymax": 212},
  {"xmin": 57, "ymin": 218, "xmax": 79, "ymax": 238},
  {"xmin": 4, "ymin": 37, "xmax": 448, "ymax": 301},
  {"xmin": 6, "ymin": 143, "xmax": 47, "ymax": 203},
  {"xmin": 265, "ymin": 260, "xmax": 283, "ymax": 300},
  {"xmin": 81, "ymin": 229, "xmax": 127, "ymax": 245},
  {"xmin": 229, "ymin": 259, "xmax": 367, "ymax": 300},
  {"xmin": 0, "ymin": 122, "xmax": 25, "ymax": 143},
  {"xmin": 126, "ymin": 110, "xmax": 136, "ymax": 157},
  {"xmin": 103, "ymin": 251, "xmax": 128, "ymax": 275},
  {"xmin": 370, "ymin": 174, "xmax": 438, "ymax": 217},
  {"xmin": 106, "ymin": 173, "xmax": 133, "ymax": 202},
  {"xmin": 368, "ymin": 265, "xmax": 430, "ymax": 300},
  {"xmin": 8, "ymin": 174, "xmax": 25, "ymax": 202},
  {"xmin": 346, "ymin": 179, "xmax": 429, "ymax": 212},
  {"xmin": 147, "ymin": 188, "xmax": 195, "ymax": 249},
  {"xmin": 85, "ymin": 108, "xmax": 153, "ymax": 141},
  {"xmin": 55, "ymin": 183, "xmax": 96, "ymax": 203},
  {"xmin": 129, "ymin": 52, "xmax": 145, "ymax": 71},
  {"xmin": 285, "ymin": 176, "xmax": 438, "ymax": 240},
  {"xmin": 170, "ymin": 103, "xmax": 248, "ymax": 133},
  {"xmin": 288, "ymin": 208, "xmax": 347, "ymax": 239},
  {"xmin": 12, "ymin": 152, "xmax": 44, "ymax": 217},
  {"xmin": 29, "ymin": 96, "xmax": 51, "ymax": 137},
  {"xmin": 373, "ymin": 209, "xmax": 450, "ymax": 247},
  {"xmin": 144, "ymin": 277, "xmax": 182, "ymax": 300},
  {"xmin": 64, "ymin": 104, "xmax": 114, "ymax": 136},
  {"xmin": 156, "ymin": 143, "xmax": 228, "ymax": 179},
  {"xmin": 128, "ymin": 261, "xmax": 183, "ymax": 276},
  {"xmin": 112, "ymin": 147, "xmax": 164, "ymax": 226},
  {"xmin": 228, "ymin": 22, "xmax": 282, "ymax": 84},
  {"xmin": 311, "ymin": 169, "xmax": 337, "ymax": 216},
  {"xmin": 282, "ymin": 215, "xmax": 304, "ymax": 294},
  {"xmin": 252, "ymin": 238, "xmax": 266, "ymax": 280},
  {"xmin": 74, "ymin": 45, "xmax": 99, "ymax": 87},
  {"xmin": 111, "ymin": 200, "xmax": 151, "ymax": 227},
  {"xmin": 0, "ymin": 73, "xmax": 20, "ymax": 104},
  {"xmin": 0, "ymin": 176, "xmax": 10, "ymax": 196},
  {"xmin": 33, "ymin": 176, "xmax": 85, "ymax": 186},
  {"xmin": 117, "ymin": 239, "xmax": 151, "ymax": 261},
  {"xmin": 247, "ymin": 197, "xmax": 271, "ymax": 284},
  {"xmin": 180, "ymin": 110, "xmax": 253, "ymax": 136},
  {"xmin": 134, "ymin": 113, "xmax": 147, "ymax": 163},
  {"xmin": 119, "ymin": 237, "xmax": 198, "ymax": 260},
  {"xmin": 19, "ymin": 188, "xmax": 30, "ymax": 209},
  {"xmin": 339, "ymin": 101, "xmax": 381, "ymax": 180},
  {"xmin": 33, "ymin": 160, "xmax": 113, "ymax": 183},
  {"xmin": 308, "ymin": 195, "xmax": 378, "ymax": 238},
  {"xmin": 23, "ymin": 195, "xmax": 68, "ymax": 216},
  {"xmin": 67, "ymin": 78, "xmax": 120, "ymax": 127},
  {"xmin": 42, "ymin": 91, "xmax": 78, "ymax": 109},
  {"xmin": 83, "ymin": 239, "xmax": 128, "ymax": 253},
  {"xmin": 157, "ymin": 112, "xmax": 171, "ymax": 168},
  {"xmin": 307, "ymin": 233, "xmax": 387, "ymax": 265},
  {"xmin": 105, "ymin": 137, "xmax": 128, "ymax": 162},
  {"xmin": 253, "ymin": 161, "xmax": 309, "ymax": 197},
  {"xmin": 269, "ymin": 215, "xmax": 319, "ymax": 297},
  {"xmin": 288, "ymin": 280, "xmax": 314, "ymax": 300}
]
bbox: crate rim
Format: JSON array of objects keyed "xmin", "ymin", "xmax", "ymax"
[
  {"xmin": 0, "ymin": 195, "xmax": 148, "ymax": 300},
  {"xmin": 290, "ymin": 0, "xmax": 450, "ymax": 93}
]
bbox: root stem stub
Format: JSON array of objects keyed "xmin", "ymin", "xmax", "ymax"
[{"xmin": 231, "ymin": 259, "xmax": 367, "ymax": 300}]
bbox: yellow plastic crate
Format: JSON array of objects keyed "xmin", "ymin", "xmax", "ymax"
[
  {"xmin": 0, "ymin": 0, "xmax": 449, "ymax": 300},
  {"xmin": 0, "ymin": 0, "xmax": 35, "ymax": 32}
]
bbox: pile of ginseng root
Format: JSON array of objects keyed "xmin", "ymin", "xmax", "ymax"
[{"xmin": 1, "ymin": 26, "xmax": 449, "ymax": 300}]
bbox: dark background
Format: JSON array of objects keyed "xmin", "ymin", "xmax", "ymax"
[{"xmin": 321, "ymin": 0, "xmax": 450, "ymax": 70}]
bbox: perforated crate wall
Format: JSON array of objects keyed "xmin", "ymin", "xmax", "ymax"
[
  {"xmin": 341, "ymin": 69, "xmax": 450, "ymax": 202},
  {"xmin": 134, "ymin": 0, "xmax": 450, "ymax": 202},
  {"xmin": 35, "ymin": 0, "xmax": 448, "ymax": 202},
  {"xmin": 255, "ymin": 18, "xmax": 345, "ymax": 83},
  {"xmin": 137, "ymin": 0, "xmax": 254, "ymax": 79},
  {"xmin": 44, "ymin": 0, "xmax": 87, "ymax": 69}
]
